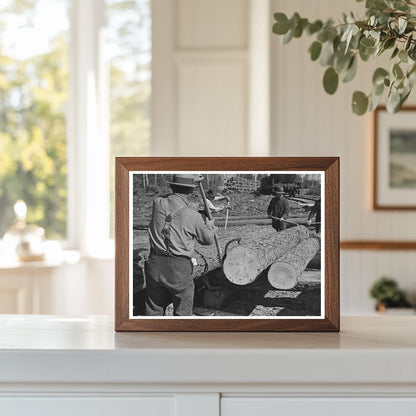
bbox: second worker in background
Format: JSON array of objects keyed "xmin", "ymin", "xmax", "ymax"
[{"xmin": 267, "ymin": 189, "xmax": 290, "ymax": 232}]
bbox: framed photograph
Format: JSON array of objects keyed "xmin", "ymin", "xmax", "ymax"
[
  {"xmin": 115, "ymin": 157, "xmax": 339, "ymax": 331},
  {"xmin": 374, "ymin": 106, "xmax": 416, "ymax": 209}
]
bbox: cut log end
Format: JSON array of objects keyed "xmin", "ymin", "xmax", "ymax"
[
  {"xmin": 268, "ymin": 262, "xmax": 298, "ymax": 290},
  {"xmin": 223, "ymin": 245, "xmax": 259, "ymax": 285},
  {"xmin": 267, "ymin": 236, "xmax": 321, "ymax": 290}
]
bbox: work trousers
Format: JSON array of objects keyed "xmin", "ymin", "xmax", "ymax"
[
  {"xmin": 272, "ymin": 219, "xmax": 287, "ymax": 232},
  {"xmin": 145, "ymin": 252, "xmax": 194, "ymax": 316}
]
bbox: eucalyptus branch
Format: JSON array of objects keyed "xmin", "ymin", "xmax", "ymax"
[{"xmin": 272, "ymin": 0, "xmax": 416, "ymax": 115}]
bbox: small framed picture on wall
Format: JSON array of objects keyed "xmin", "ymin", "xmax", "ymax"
[
  {"xmin": 374, "ymin": 106, "xmax": 416, "ymax": 209},
  {"xmin": 115, "ymin": 157, "xmax": 339, "ymax": 332}
]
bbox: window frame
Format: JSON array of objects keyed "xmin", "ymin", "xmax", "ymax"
[
  {"xmin": 0, "ymin": 0, "xmax": 151, "ymax": 258},
  {"xmin": 67, "ymin": 0, "xmax": 112, "ymax": 257}
]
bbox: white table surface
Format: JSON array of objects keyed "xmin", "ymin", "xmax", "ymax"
[{"xmin": 0, "ymin": 315, "xmax": 415, "ymax": 386}]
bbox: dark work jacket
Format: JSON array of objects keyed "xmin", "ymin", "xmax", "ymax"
[{"xmin": 267, "ymin": 196, "xmax": 289, "ymax": 219}]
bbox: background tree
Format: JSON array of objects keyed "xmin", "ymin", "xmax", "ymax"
[
  {"xmin": 0, "ymin": 0, "xmax": 69, "ymax": 238},
  {"xmin": 0, "ymin": 0, "xmax": 152, "ymax": 239},
  {"xmin": 107, "ymin": 0, "xmax": 151, "ymax": 237}
]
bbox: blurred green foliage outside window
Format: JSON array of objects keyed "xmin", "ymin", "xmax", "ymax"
[
  {"xmin": 0, "ymin": 0, "xmax": 151, "ymax": 241},
  {"xmin": 0, "ymin": 0, "xmax": 70, "ymax": 239},
  {"xmin": 107, "ymin": 0, "xmax": 151, "ymax": 237}
]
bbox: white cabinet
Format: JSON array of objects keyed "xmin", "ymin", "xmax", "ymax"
[
  {"xmin": 1, "ymin": 316, "xmax": 416, "ymax": 416},
  {"xmin": 222, "ymin": 398, "xmax": 416, "ymax": 416},
  {"xmin": 1, "ymin": 396, "xmax": 175, "ymax": 416}
]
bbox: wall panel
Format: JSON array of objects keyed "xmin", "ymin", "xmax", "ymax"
[
  {"xmin": 177, "ymin": 60, "xmax": 247, "ymax": 156},
  {"xmin": 152, "ymin": 0, "xmax": 249, "ymax": 156},
  {"xmin": 177, "ymin": 0, "xmax": 248, "ymax": 49},
  {"xmin": 271, "ymin": 0, "xmax": 416, "ymax": 313}
]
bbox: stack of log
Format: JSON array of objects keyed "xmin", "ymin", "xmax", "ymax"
[
  {"xmin": 133, "ymin": 224, "xmax": 321, "ymax": 313},
  {"xmin": 222, "ymin": 226, "xmax": 309, "ymax": 285},
  {"xmin": 221, "ymin": 226, "xmax": 320, "ymax": 290}
]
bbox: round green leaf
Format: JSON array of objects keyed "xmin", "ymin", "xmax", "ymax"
[
  {"xmin": 373, "ymin": 82, "xmax": 385, "ymax": 96},
  {"xmin": 387, "ymin": 88, "xmax": 401, "ymax": 113},
  {"xmin": 400, "ymin": 88, "xmax": 411, "ymax": 107},
  {"xmin": 369, "ymin": 92, "xmax": 383, "ymax": 112},
  {"xmin": 393, "ymin": 63, "xmax": 404, "ymax": 79},
  {"xmin": 282, "ymin": 29, "xmax": 293, "ymax": 44},
  {"xmin": 307, "ymin": 20, "xmax": 323, "ymax": 35},
  {"xmin": 384, "ymin": 37, "xmax": 396, "ymax": 50},
  {"xmin": 359, "ymin": 44, "xmax": 375, "ymax": 62},
  {"xmin": 372, "ymin": 68, "xmax": 389, "ymax": 86},
  {"xmin": 293, "ymin": 18, "xmax": 308, "ymax": 38},
  {"xmin": 290, "ymin": 12, "xmax": 301, "ymax": 30},
  {"xmin": 352, "ymin": 91, "xmax": 369, "ymax": 115},
  {"xmin": 360, "ymin": 37, "xmax": 375, "ymax": 48},
  {"xmin": 399, "ymin": 50, "xmax": 408, "ymax": 63},
  {"xmin": 320, "ymin": 41, "xmax": 335, "ymax": 66},
  {"xmin": 342, "ymin": 56, "xmax": 357, "ymax": 83},
  {"xmin": 334, "ymin": 52, "xmax": 352, "ymax": 73},
  {"xmin": 391, "ymin": 47, "xmax": 399, "ymax": 59},
  {"xmin": 317, "ymin": 30, "xmax": 328, "ymax": 43},
  {"xmin": 309, "ymin": 41, "xmax": 322, "ymax": 61},
  {"xmin": 273, "ymin": 13, "xmax": 290, "ymax": 35},
  {"xmin": 367, "ymin": 0, "xmax": 388, "ymax": 11},
  {"xmin": 323, "ymin": 67, "xmax": 339, "ymax": 95}
]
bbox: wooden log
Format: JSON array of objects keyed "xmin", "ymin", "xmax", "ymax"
[
  {"xmin": 214, "ymin": 216, "xmax": 309, "ymax": 228},
  {"xmin": 215, "ymin": 218, "xmax": 272, "ymax": 227},
  {"xmin": 134, "ymin": 217, "xmax": 310, "ymax": 230},
  {"xmin": 267, "ymin": 236, "xmax": 321, "ymax": 290},
  {"xmin": 214, "ymin": 215, "xmax": 269, "ymax": 221},
  {"xmin": 222, "ymin": 226, "xmax": 310, "ymax": 285}
]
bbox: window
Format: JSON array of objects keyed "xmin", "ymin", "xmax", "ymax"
[
  {"xmin": 0, "ymin": 0, "xmax": 151, "ymax": 251},
  {"xmin": 0, "ymin": 0, "xmax": 70, "ymax": 239},
  {"xmin": 106, "ymin": 0, "xmax": 151, "ymax": 237}
]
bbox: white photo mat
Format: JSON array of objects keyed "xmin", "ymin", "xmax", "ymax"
[{"xmin": 129, "ymin": 170, "xmax": 325, "ymax": 320}]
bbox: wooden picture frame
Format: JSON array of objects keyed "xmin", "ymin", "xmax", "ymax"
[
  {"xmin": 373, "ymin": 106, "xmax": 416, "ymax": 210},
  {"xmin": 115, "ymin": 157, "xmax": 339, "ymax": 332}
]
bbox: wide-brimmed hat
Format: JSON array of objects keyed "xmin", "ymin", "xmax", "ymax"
[{"xmin": 167, "ymin": 174, "xmax": 198, "ymax": 188}]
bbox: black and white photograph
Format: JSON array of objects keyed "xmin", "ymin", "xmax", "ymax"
[{"xmin": 130, "ymin": 171, "xmax": 324, "ymax": 319}]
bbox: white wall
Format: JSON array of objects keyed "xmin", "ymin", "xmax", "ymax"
[
  {"xmin": 270, "ymin": 0, "xmax": 416, "ymax": 313},
  {"xmin": 152, "ymin": 0, "xmax": 271, "ymax": 156},
  {"xmin": 39, "ymin": 0, "xmax": 415, "ymax": 317}
]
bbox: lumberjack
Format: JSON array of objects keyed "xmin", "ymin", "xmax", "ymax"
[
  {"xmin": 267, "ymin": 190, "xmax": 290, "ymax": 232},
  {"xmin": 145, "ymin": 174, "xmax": 215, "ymax": 316}
]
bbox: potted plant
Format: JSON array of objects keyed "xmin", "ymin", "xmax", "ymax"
[{"xmin": 369, "ymin": 276, "xmax": 413, "ymax": 313}]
